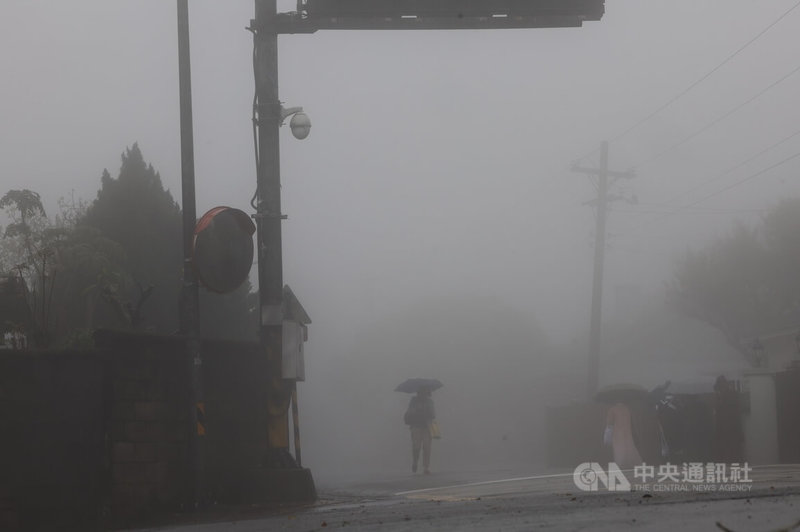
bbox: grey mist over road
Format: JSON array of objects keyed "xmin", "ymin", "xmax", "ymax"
[{"xmin": 2, "ymin": 0, "xmax": 800, "ymax": 484}]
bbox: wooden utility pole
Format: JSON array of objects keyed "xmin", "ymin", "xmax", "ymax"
[{"xmin": 572, "ymin": 141, "xmax": 634, "ymax": 399}]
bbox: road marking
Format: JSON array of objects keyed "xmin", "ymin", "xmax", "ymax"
[
  {"xmin": 396, "ymin": 465, "xmax": 800, "ymax": 497},
  {"xmin": 395, "ymin": 471, "xmax": 579, "ymax": 496}
]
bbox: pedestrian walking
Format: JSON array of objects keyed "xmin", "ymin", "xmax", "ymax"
[
  {"xmin": 404, "ymin": 387, "xmax": 436, "ymax": 474},
  {"xmin": 605, "ymin": 402, "xmax": 643, "ymax": 469},
  {"xmin": 598, "ymin": 384, "xmax": 646, "ymax": 470}
]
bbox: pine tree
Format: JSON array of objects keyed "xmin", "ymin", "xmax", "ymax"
[
  {"xmin": 83, "ymin": 143, "xmax": 257, "ymax": 339},
  {"xmin": 83, "ymin": 144, "xmax": 182, "ymax": 333}
]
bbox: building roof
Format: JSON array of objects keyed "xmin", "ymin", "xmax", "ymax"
[{"xmin": 283, "ymin": 284, "xmax": 311, "ymax": 325}]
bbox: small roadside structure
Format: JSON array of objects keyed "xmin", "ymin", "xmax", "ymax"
[{"xmin": 281, "ymin": 284, "xmax": 310, "ymax": 381}]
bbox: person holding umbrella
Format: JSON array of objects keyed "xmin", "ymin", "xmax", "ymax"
[
  {"xmin": 598, "ymin": 384, "xmax": 645, "ymax": 470},
  {"xmin": 398, "ymin": 378, "xmax": 441, "ymax": 474}
]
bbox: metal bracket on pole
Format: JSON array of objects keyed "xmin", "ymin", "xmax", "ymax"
[
  {"xmin": 280, "ymin": 106, "xmax": 304, "ymax": 125},
  {"xmin": 252, "ymin": 212, "xmax": 288, "ymax": 220},
  {"xmin": 254, "ymin": 104, "xmax": 304, "ymax": 127}
]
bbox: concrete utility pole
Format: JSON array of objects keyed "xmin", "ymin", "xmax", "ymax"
[
  {"xmin": 176, "ymin": 0, "xmax": 205, "ymax": 507},
  {"xmin": 572, "ymin": 141, "xmax": 634, "ymax": 399}
]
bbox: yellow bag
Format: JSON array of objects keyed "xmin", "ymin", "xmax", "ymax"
[{"xmin": 429, "ymin": 420, "xmax": 441, "ymax": 439}]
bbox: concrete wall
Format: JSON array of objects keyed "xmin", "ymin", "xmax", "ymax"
[
  {"xmin": 546, "ymin": 403, "xmax": 610, "ymax": 468},
  {"xmin": 774, "ymin": 368, "xmax": 800, "ymax": 463},
  {"xmin": 0, "ymin": 350, "xmax": 106, "ymax": 531},
  {"xmin": 95, "ymin": 331, "xmax": 193, "ymax": 527},
  {"xmin": 0, "ymin": 330, "xmax": 312, "ymax": 531},
  {"xmin": 742, "ymin": 371, "xmax": 779, "ymax": 465},
  {"xmin": 546, "ymin": 395, "xmax": 717, "ymax": 470},
  {"xmin": 201, "ymin": 338, "xmax": 271, "ymax": 502}
]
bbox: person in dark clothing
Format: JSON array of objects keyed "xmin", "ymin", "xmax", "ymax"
[{"xmin": 404, "ymin": 387, "xmax": 436, "ymax": 474}]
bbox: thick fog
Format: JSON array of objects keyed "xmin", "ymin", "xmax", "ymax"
[{"xmin": 3, "ymin": 0, "xmax": 800, "ymax": 483}]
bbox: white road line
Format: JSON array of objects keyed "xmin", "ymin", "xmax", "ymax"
[
  {"xmin": 395, "ymin": 471, "xmax": 580, "ymax": 496},
  {"xmin": 396, "ymin": 465, "xmax": 797, "ymax": 497}
]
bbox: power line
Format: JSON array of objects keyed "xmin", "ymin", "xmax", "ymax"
[
  {"xmin": 620, "ymin": 148, "xmax": 800, "ymax": 235},
  {"xmin": 579, "ymin": 128, "xmax": 800, "ymax": 228},
  {"xmin": 633, "ymin": 62, "xmax": 800, "ymax": 169},
  {"xmin": 664, "ymin": 127, "xmax": 800, "ymax": 205},
  {"xmin": 607, "ymin": 127, "xmax": 800, "ymax": 228},
  {"xmin": 572, "ymin": 0, "xmax": 800, "ymax": 164},
  {"xmin": 610, "ymin": 207, "xmax": 767, "ymax": 216},
  {"xmin": 611, "ymin": 0, "xmax": 800, "ymax": 147},
  {"xmin": 681, "ymin": 149, "xmax": 800, "ymax": 209}
]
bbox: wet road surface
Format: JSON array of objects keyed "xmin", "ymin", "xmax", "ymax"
[{"xmin": 138, "ymin": 465, "xmax": 800, "ymax": 531}]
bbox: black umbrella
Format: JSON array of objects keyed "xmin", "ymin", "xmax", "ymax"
[{"xmin": 395, "ymin": 378, "xmax": 443, "ymax": 394}]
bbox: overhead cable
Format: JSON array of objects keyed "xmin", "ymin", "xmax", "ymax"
[
  {"xmin": 632, "ymin": 62, "xmax": 800, "ymax": 169},
  {"xmin": 572, "ymin": 0, "xmax": 800, "ymax": 164},
  {"xmin": 663, "ymin": 127, "xmax": 800, "ymax": 205},
  {"xmin": 681, "ymin": 149, "xmax": 800, "ymax": 209},
  {"xmin": 612, "ymin": 0, "xmax": 800, "ymax": 147},
  {"xmin": 620, "ymin": 149, "xmax": 800, "ymax": 237}
]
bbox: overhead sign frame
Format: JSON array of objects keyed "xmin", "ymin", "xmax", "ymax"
[{"xmin": 273, "ymin": 0, "xmax": 604, "ymax": 33}]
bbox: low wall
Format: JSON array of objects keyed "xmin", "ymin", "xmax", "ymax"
[
  {"xmin": 545, "ymin": 402, "xmax": 609, "ymax": 468},
  {"xmin": 0, "ymin": 330, "xmax": 313, "ymax": 531},
  {"xmin": 774, "ymin": 368, "xmax": 800, "ymax": 463},
  {"xmin": 95, "ymin": 331, "xmax": 192, "ymax": 527},
  {"xmin": 546, "ymin": 395, "xmax": 718, "ymax": 470},
  {"xmin": 742, "ymin": 371, "xmax": 779, "ymax": 465},
  {"xmin": 0, "ymin": 350, "xmax": 106, "ymax": 531}
]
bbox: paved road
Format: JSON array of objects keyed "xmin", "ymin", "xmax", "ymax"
[{"xmin": 140, "ymin": 465, "xmax": 800, "ymax": 531}]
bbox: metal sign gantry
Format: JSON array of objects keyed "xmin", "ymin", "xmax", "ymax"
[
  {"xmin": 251, "ymin": 0, "xmax": 604, "ymax": 468},
  {"xmin": 277, "ymin": 0, "xmax": 604, "ymax": 32}
]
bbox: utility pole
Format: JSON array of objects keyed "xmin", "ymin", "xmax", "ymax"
[
  {"xmin": 572, "ymin": 141, "xmax": 634, "ymax": 399},
  {"xmin": 252, "ymin": 0, "xmax": 296, "ymax": 467},
  {"xmin": 177, "ymin": 0, "xmax": 204, "ymax": 508}
]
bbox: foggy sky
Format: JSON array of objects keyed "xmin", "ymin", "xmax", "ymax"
[
  {"xmin": 3, "ymin": 1, "xmax": 800, "ymax": 344},
  {"xmin": 3, "ymin": 0, "xmax": 800, "ymax": 479}
]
